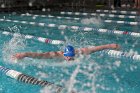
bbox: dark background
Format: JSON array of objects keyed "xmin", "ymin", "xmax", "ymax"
[{"xmin": 0, "ymin": 0, "xmax": 135, "ymax": 11}]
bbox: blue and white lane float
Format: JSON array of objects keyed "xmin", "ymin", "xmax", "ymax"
[
  {"xmin": 21, "ymin": 14, "xmax": 80, "ymax": 20},
  {"xmin": 0, "ymin": 31, "xmax": 64, "ymax": 45},
  {"xmin": 96, "ymin": 9, "xmax": 138, "ymax": 15},
  {"xmin": 0, "ymin": 65, "xmax": 63, "ymax": 93},
  {"xmin": 60, "ymin": 12, "xmax": 138, "ymax": 19},
  {"xmin": 0, "ymin": 19, "xmax": 140, "ymax": 38},
  {"xmin": 103, "ymin": 19, "xmax": 139, "ymax": 25},
  {"xmin": 101, "ymin": 50, "xmax": 140, "ymax": 61},
  {"xmin": 0, "ymin": 18, "xmax": 139, "ymax": 26}
]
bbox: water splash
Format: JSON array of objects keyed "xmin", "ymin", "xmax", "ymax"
[
  {"xmin": 8, "ymin": 25, "xmax": 22, "ymax": 33},
  {"xmin": 40, "ymin": 86, "xmax": 54, "ymax": 93},
  {"xmin": 67, "ymin": 65, "xmax": 80, "ymax": 93},
  {"xmin": 81, "ymin": 17, "xmax": 102, "ymax": 26},
  {"xmin": 2, "ymin": 34, "xmax": 26, "ymax": 63}
]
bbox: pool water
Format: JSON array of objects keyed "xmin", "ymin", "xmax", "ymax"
[{"xmin": 0, "ymin": 10, "xmax": 140, "ymax": 93}]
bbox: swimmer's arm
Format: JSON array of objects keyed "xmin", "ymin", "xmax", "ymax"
[
  {"xmin": 76, "ymin": 44, "xmax": 120, "ymax": 55},
  {"xmin": 13, "ymin": 51, "xmax": 64, "ymax": 59}
]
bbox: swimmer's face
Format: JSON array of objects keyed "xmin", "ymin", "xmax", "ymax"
[{"xmin": 64, "ymin": 56, "xmax": 74, "ymax": 61}]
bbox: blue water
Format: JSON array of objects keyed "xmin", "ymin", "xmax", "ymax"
[{"xmin": 0, "ymin": 10, "xmax": 140, "ymax": 93}]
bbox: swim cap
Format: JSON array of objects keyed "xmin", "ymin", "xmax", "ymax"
[{"xmin": 63, "ymin": 45, "xmax": 75, "ymax": 57}]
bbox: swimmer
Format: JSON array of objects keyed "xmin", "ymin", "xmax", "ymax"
[{"xmin": 12, "ymin": 44, "xmax": 120, "ymax": 61}]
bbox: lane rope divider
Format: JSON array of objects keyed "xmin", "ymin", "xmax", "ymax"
[
  {"xmin": 60, "ymin": 11, "xmax": 139, "ymax": 19},
  {"xmin": 21, "ymin": 13, "xmax": 80, "ymax": 20},
  {"xmin": 96, "ymin": 9, "xmax": 138, "ymax": 15},
  {"xmin": 100, "ymin": 49, "xmax": 140, "ymax": 61},
  {"xmin": 0, "ymin": 31, "xmax": 65, "ymax": 45},
  {"xmin": 0, "ymin": 17, "xmax": 139, "ymax": 26},
  {"xmin": 0, "ymin": 19, "xmax": 140, "ymax": 38},
  {"xmin": 0, "ymin": 65, "xmax": 63, "ymax": 93}
]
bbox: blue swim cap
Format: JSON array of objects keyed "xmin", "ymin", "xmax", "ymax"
[{"xmin": 64, "ymin": 45, "xmax": 75, "ymax": 57}]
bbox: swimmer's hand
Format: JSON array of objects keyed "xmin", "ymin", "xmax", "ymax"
[
  {"xmin": 109, "ymin": 44, "xmax": 120, "ymax": 50},
  {"xmin": 12, "ymin": 53, "xmax": 26, "ymax": 60}
]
